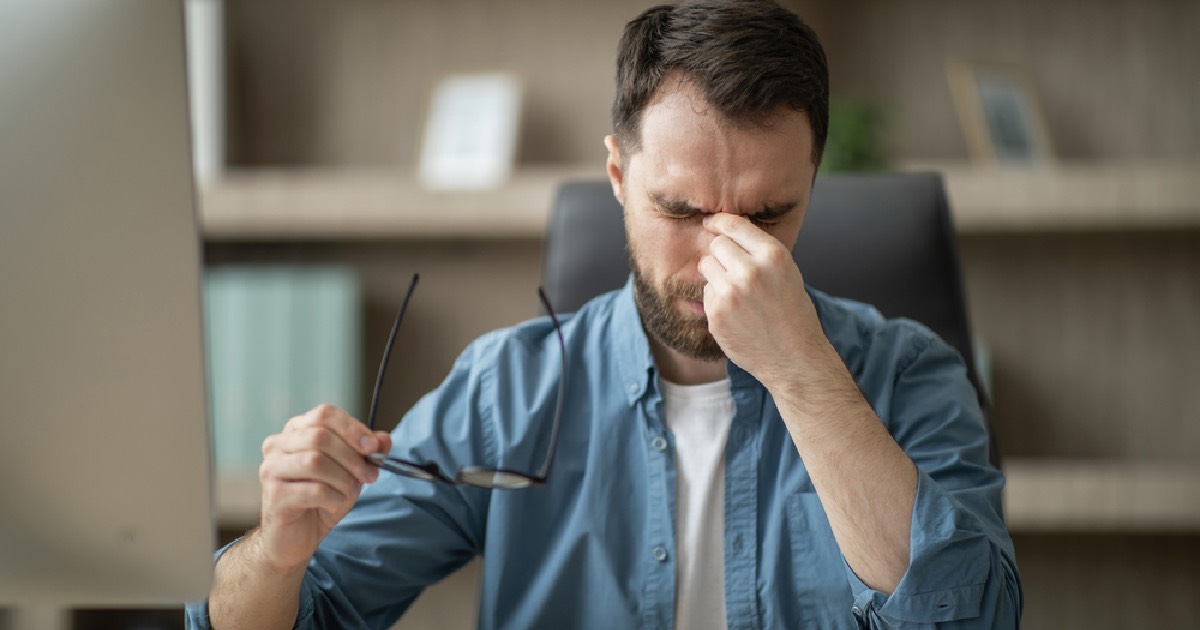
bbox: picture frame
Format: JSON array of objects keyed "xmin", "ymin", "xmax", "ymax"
[
  {"xmin": 417, "ymin": 72, "xmax": 523, "ymax": 190},
  {"xmin": 947, "ymin": 60, "xmax": 1055, "ymax": 167}
]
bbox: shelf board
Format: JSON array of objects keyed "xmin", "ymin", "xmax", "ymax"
[
  {"xmin": 200, "ymin": 167, "xmax": 599, "ymax": 241},
  {"xmin": 199, "ymin": 163, "xmax": 1200, "ymax": 241},
  {"xmin": 218, "ymin": 459, "xmax": 1200, "ymax": 533},
  {"xmin": 1003, "ymin": 459, "xmax": 1200, "ymax": 533},
  {"xmin": 204, "ymin": 162, "xmax": 1200, "ymax": 241},
  {"xmin": 908, "ymin": 161, "xmax": 1200, "ymax": 233}
]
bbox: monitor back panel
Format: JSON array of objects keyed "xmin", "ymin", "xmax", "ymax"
[{"xmin": 0, "ymin": 0, "xmax": 216, "ymax": 605}]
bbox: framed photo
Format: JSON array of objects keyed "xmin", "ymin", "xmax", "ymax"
[
  {"xmin": 418, "ymin": 73, "xmax": 523, "ymax": 190},
  {"xmin": 948, "ymin": 60, "xmax": 1055, "ymax": 166}
]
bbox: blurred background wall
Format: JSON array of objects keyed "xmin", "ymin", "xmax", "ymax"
[{"xmin": 222, "ymin": 0, "xmax": 1199, "ymax": 167}]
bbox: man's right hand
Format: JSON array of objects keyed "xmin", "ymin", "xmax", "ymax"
[{"xmin": 256, "ymin": 404, "xmax": 393, "ymax": 571}]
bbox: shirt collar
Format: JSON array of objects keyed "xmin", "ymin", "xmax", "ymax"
[{"xmin": 611, "ymin": 276, "xmax": 656, "ymax": 406}]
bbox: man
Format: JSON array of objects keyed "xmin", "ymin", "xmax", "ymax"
[{"xmin": 188, "ymin": 1, "xmax": 1021, "ymax": 628}]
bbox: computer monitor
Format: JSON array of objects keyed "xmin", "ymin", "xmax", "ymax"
[{"xmin": 0, "ymin": 0, "xmax": 215, "ymax": 605}]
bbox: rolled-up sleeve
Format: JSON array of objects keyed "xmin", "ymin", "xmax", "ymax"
[{"xmin": 845, "ymin": 328, "xmax": 1022, "ymax": 628}]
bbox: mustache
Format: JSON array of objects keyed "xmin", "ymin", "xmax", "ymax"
[{"xmin": 664, "ymin": 278, "xmax": 706, "ymax": 302}]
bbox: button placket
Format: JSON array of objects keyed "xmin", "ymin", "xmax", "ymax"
[
  {"xmin": 636, "ymin": 391, "xmax": 675, "ymax": 629},
  {"xmin": 723, "ymin": 387, "xmax": 763, "ymax": 628}
]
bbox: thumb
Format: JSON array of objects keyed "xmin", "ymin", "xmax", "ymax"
[{"xmin": 374, "ymin": 431, "xmax": 393, "ymax": 454}]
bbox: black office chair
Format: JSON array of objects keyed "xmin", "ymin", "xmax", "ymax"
[{"xmin": 541, "ymin": 172, "xmax": 1000, "ymax": 468}]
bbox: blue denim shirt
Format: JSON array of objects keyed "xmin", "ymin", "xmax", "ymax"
[{"xmin": 187, "ymin": 280, "xmax": 1021, "ymax": 629}]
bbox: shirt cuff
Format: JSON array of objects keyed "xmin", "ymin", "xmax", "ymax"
[{"xmin": 842, "ymin": 470, "xmax": 1001, "ymax": 626}]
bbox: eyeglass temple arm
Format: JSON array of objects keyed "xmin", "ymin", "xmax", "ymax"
[
  {"xmin": 366, "ymin": 273, "xmax": 420, "ymax": 431},
  {"xmin": 533, "ymin": 287, "xmax": 566, "ymax": 481}
]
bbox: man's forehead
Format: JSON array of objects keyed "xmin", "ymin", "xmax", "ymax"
[{"xmin": 638, "ymin": 77, "xmax": 813, "ymax": 143}]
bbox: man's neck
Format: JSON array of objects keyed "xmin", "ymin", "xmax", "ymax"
[{"xmin": 648, "ymin": 336, "xmax": 727, "ymax": 385}]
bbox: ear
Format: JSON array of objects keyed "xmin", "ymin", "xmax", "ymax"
[{"xmin": 604, "ymin": 135, "xmax": 625, "ymax": 207}]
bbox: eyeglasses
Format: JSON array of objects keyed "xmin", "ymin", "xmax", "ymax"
[{"xmin": 363, "ymin": 273, "xmax": 566, "ymax": 489}]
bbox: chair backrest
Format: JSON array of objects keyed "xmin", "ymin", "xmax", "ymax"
[{"xmin": 542, "ymin": 172, "xmax": 1000, "ymax": 466}]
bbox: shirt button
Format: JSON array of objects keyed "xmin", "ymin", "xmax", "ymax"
[
  {"xmin": 851, "ymin": 606, "xmax": 864, "ymax": 618},
  {"xmin": 650, "ymin": 436, "xmax": 668, "ymax": 451},
  {"xmin": 652, "ymin": 547, "xmax": 668, "ymax": 562},
  {"xmin": 627, "ymin": 382, "xmax": 638, "ymax": 393}
]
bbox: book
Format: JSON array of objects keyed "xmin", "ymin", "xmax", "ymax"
[{"xmin": 203, "ymin": 266, "xmax": 361, "ymax": 473}]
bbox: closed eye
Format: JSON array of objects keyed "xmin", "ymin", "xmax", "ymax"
[
  {"xmin": 661, "ymin": 208, "xmax": 703, "ymax": 221},
  {"xmin": 647, "ymin": 192, "xmax": 797, "ymax": 225},
  {"xmin": 649, "ymin": 193, "xmax": 706, "ymax": 221},
  {"xmin": 748, "ymin": 202, "xmax": 797, "ymax": 226}
]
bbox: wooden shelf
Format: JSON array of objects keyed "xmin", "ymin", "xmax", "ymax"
[
  {"xmin": 217, "ymin": 459, "xmax": 1200, "ymax": 533},
  {"xmin": 199, "ymin": 163, "xmax": 1200, "ymax": 241},
  {"xmin": 200, "ymin": 167, "xmax": 599, "ymax": 241},
  {"xmin": 907, "ymin": 161, "xmax": 1200, "ymax": 233},
  {"xmin": 1003, "ymin": 459, "xmax": 1200, "ymax": 533}
]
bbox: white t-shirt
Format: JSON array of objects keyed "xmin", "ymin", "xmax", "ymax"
[{"xmin": 661, "ymin": 377, "xmax": 734, "ymax": 630}]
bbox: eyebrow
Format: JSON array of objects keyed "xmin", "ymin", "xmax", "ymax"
[
  {"xmin": 649, "ymin": 193, "xmax": 703, "ymax": 216},
  {"xmin": 648, "ymin": 192, "xmax": 798, "ymax": 220}
]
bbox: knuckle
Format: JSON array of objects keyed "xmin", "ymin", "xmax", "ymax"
[
  {"xmin": 296, "ymin": 483, "xmax": 321, "ymax": 503},
  {"xmin": 302, "ymin": 450, "xmax": 325, "ymax": 471},
  {"xmin": 744, "ymin": 264, "xmax": 764, "ymax": 286},
  {"xmin": 259, "ymin": 460, "xmax": 282, "ymax": 487},
  {"xmin": 312, "ymin": 484, "xmax": 332, "ymax": 503},
  {"xmin": 284, "ymin": 412, "xmax": 311, "ymax": 430},
  {"xmin": 323, "ymin": 484, "xmax": 346, "ymax": 507},
  {"xmin": 306, "ymin": 425, "xmax": 334, "ymax": 449},
  {"xmin": 314, "ymin": 403, "xmax": 339, "ymax": 420}
]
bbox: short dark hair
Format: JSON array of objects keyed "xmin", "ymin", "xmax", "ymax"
[{"xmin": 612, "ymin": 0, "xmax": 829, "ymax": 166}]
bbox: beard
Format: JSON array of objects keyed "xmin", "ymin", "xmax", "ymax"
[{"xmin": 629, "ymin": 243, "xmax": 726, "ymax": 361}]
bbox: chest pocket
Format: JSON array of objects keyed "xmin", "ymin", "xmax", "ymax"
[{"xmin": 785, "ymin": 492, "xmax": 856, "ymax": 629}]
